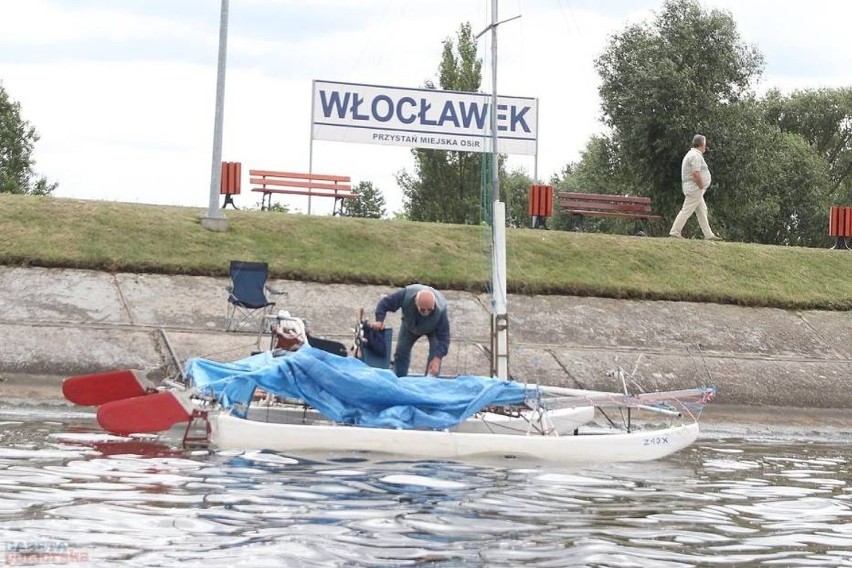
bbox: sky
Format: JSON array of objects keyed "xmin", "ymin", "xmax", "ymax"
[{"xmin": 1, "ymin": 0, "xmax": 850, "ymax": 217}]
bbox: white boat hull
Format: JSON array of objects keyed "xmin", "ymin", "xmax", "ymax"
[
  {"xmin": 450, "ymin": 406, "xmax": 594, "ymax": 435},
  {"xmin": 210, "ymin": 412, "xmax": 699, "ymax": 463},
  {"xmin": 242, "ymin": 404, "xmax": 594, "ymax": 436}
]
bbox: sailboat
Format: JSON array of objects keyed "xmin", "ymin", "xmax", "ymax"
[
  {"xmin": 61, "ymin": 2, "xmax": 715, "ymax": 463},
  {"xmin": 198, "ymin": 347, "xmax": 712, "ymax": 462},
  {"xmin": 63, "ymin": 341, "xmax": 713, "ymax": 463}
]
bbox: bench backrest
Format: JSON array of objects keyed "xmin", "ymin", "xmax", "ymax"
[
  {"xmin": 249, "ymin": 170, "xmax": 352, "ymax": 193},
  {"xmin": 559, "ymin": 192, "xmax": 653, "ymax": 214}
]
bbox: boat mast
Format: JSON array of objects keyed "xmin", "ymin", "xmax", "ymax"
[{"xmin": 489, "ymin": 0, "xmax": 509, "ymax": 380}]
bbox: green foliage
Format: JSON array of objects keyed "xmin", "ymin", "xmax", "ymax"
[
  {"xmin": 701, "ymin": 102, "xmax": 832, "ymax": 245},
  {"xmin": 345, "ymin": 181, "xmax": 387, "ymax": 219},
  {"xmin": 762, "ymin": 87, "xmax": 852, "ymax": 204},
  {"xmin": 550, "ymin": 136, "xmax": 638, "ymax": 233},
  {"xmin": 582, "ymin": 0, "xmax": 834, "ymax": 246},
  {"xmin": 595, "ymin": 0, "xmax": 763, "ymax": 204},
  {"xmin": 0, "ymin": 82, "xmax": 57, "ymax": 196},
  {"xmin": 501, "ymin": 168, "xmax": 534, "ymax": 228},
  {"xmin": 399, "ymin": 22, "xmax": 514, "ymax": 226},
  {"xmin": 438, "ymin": 22, "xmax": 482, "ymax": 93},
  {"xmin": 398, "ymin": 146, "xmax": 488, "ymax": 224},
  {"xmin": 266, "ymin": 201, "xmax": 290, "ymax": 213}
]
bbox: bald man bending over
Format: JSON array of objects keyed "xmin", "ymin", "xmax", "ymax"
[{"xmin": 371, "ymin": 284, "xmax": 450, "ymax": 377}]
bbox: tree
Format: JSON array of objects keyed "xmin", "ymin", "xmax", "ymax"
[
  {"xmin": 0, "ymin": 82, "xmax": 56, "ymax": 195},
  {"xmin": 707, "ymin": 101, "xmax": 831, "ymax": 245},
  {"xmin": 550, "ymin": 136, "xmax": 636, "ymax": 232},
  {"xmin": 502, "ymin": 168, "xmax": 534, "ymax": 228},
  {"xmin": 345, "ymin": 181, "xmax": 387, "ymax": 219},
  {"xmin": 397, "ymin": 23, "xmax": 491, "ymax": 225},
  {"xmin": 762, "ymin": 87, "xmax": 852, "ymax": 203},
  {"xmin": 590, "ymin": 0, "xmax": 834, "ymax": 245},
  {"xmin": 595, "ymin": 0, "xmax": 763, "ymax": 216}
]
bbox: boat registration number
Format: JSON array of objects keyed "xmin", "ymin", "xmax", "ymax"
[{"xmin": 643, "ymin": 436, "xmax": 670, "ymax": 446}]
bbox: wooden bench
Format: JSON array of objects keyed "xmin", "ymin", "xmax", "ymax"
[
  {"xmin": 558, "ymin": 192, "xmax": 662, "ymax": 236},
  {"xmin": 249, "ymin": 170, "xmax": 356, "ymax": 215}
]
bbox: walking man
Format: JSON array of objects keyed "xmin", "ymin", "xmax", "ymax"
[{"xmin": 669, "ymin": 134, "xmax": 723, "ymax": 241}]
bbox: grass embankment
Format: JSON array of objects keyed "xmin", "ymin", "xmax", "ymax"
[{"xmin": 1, "ymin": 194, "xmax": 850, "ymax": 310}]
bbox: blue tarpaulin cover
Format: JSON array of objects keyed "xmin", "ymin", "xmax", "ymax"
[{"xmin": 185, "ymin": 346, "xmax": 536, "ymax": 430}]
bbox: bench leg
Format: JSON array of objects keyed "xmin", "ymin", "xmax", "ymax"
[
  {"xmin": 571, "ymin": 214, "xmax": 585, "ymax": 232},
  {"xmin": 830, "ymin": 236, "xmax": 850, "ymax": 250},
  {"xmin": 532, "ymin": 215, "xmax": 549, "ymax": 230},
  {"xmin": 221, "ymin": 194, "xmax": 238, "ymax": 210},
  {"xmin": 633, "ymin": 219, "xmax": 649, "ymax": 237},
  {"xmin": 333, "ymin": 197, "xmax": 346, "ymax": 216}
]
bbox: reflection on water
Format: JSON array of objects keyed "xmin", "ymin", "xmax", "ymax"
[{"xmin": 0, "ymin": 401, "xmax": 849, "ymax": 567}]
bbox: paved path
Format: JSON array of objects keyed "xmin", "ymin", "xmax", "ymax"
[{"xmin": 0, "ymin": 266, "xmax": 849, "ymax": 410}]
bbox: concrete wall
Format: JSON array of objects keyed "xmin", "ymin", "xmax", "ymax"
[{"xmin": 1, "ymin": 266, "xmax": 849, "ymax": 409}]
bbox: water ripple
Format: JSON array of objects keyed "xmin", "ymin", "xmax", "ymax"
[{"xmin": 0, "ymin": 406, "xmax": 850, "ymax": 566}]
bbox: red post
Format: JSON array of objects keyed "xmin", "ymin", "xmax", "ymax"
[
  {"xmin": 220, "ymin": 162, "xmax": 241, "ymax": 209},
  {"xmin": 828, "ymin": 205, "xmax": 852, "ymax": 250},
  {"xmin": 528, "ymin": 184, "xmax": 554, "ymax": 229}
]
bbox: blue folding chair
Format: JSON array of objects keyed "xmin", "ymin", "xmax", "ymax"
[
  {"xmin": 355, "ymin": 322, "xmax": 393, "ymax": 369},
  {"xmin": 225, "ymin": 260, "xmax": 285, "ymax": 333}
]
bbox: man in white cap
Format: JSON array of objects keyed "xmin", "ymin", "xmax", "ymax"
[{"xmin": 371, "ymin": 284, "xmax": 450, "ymax": 377}]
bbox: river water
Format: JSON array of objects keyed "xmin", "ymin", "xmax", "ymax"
[{"xmin": 0, "ymin": 400, "xmax": 849, "ymax": 567}]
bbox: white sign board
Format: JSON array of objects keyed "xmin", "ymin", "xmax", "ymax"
[{"xmin": 312, "ymin": 80, "xmax": 538, "ymax": 156}]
